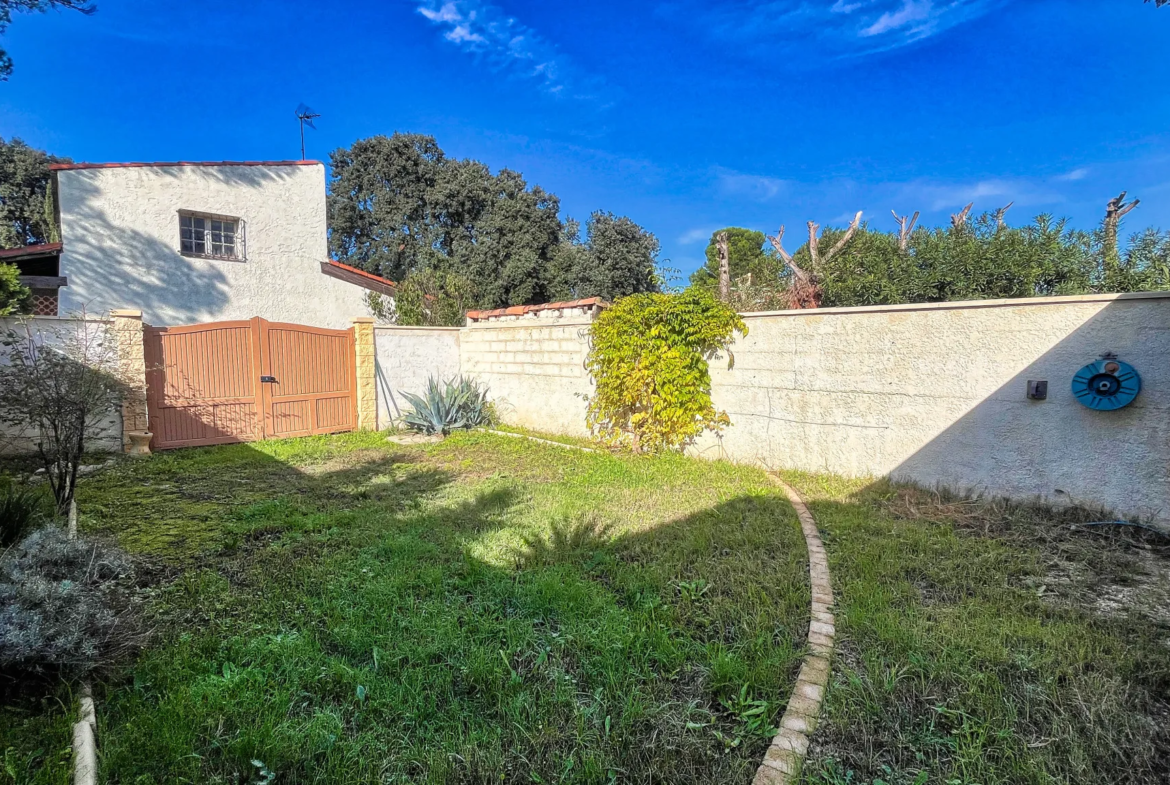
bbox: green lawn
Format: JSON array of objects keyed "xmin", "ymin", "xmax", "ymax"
[
  {"xmin": 787, "ymin": 473, "xmax": 1170, "ymax": 785},
  {"xmin": 1, "ymin": 431, "xmax": 810, "ymax": 784},
  {"xmin": 4, "ymin": 432, "xmax": 1167, "ymax": 785}
]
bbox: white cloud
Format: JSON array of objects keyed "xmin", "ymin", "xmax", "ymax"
[
  {"xmin": 1056, "ymin": 167, "xmax": 1090, "ymax": 182},
  {"xmin": 831, "ymin": 0, "xmax": 866, "ymax": 14},
  {"xmin": 715, "ymin": 168, "xmax": 791, "ymax": 202},
  {"xmin": 679, "ymin": 227, "xmax": 716, "ymax": 245},
  {"xmin": 861, "ymin": 0, "xmax": 933, "ymax": 37},
  {"xmin": 657, "ymin": 0, "xmax": 1002, "ymax": 59},
  {"xmin": 416, "ymin": 1, "xmax": 574, "ymax": 94}
]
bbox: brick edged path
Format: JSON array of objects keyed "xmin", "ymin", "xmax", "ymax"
[{"xmin": 753, "ymin": 476, "xmax": 835, "ymax": 784}]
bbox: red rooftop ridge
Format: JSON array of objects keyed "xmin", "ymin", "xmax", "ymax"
[
  {"xmin": 466, "ymin": 297, "xmax": 608, "ymax": 321},
  {"xmin": 50, "ymin": 160, "xmax": 321, "ymax": 171}
]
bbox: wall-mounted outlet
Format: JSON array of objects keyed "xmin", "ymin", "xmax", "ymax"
[{"xmin": 1027, "ymin": 380, "xmax": 1048, "ymax": 400}]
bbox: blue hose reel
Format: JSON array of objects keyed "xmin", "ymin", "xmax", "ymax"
[{"xmin": 1071, "ymin": 356, "xmax": 1141, "ymax": 411}]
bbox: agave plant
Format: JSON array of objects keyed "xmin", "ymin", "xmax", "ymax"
[{"xmin": 400, "ymin": 376, "xmax": 494, "ymax": 435}]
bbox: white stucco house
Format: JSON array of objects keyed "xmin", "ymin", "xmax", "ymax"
[{"xmin": 43, "ymin": 159, "xmax": 394, "ymax": 328}]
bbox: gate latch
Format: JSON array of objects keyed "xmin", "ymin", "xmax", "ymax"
[{"xmin": 260, "ymin": 375, "xmax": 278, "ymax": 384}]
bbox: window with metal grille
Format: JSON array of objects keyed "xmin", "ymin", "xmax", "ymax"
[{"xmin": 179, "ymin": 212, "xmax": 244, "ymax": 260}]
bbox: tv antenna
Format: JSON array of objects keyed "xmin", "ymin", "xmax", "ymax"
[{"xmin": 295, "ymin": 103, "xmax": 320, "ymax": 160}]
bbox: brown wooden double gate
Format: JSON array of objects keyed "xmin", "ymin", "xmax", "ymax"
[{"xmin": 144, "ymin": 318, "xmax": 357, "ymax": 450}]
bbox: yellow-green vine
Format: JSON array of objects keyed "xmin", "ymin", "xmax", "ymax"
[{"xmin": 585, "ymin": 289, "xmax": 747, "ymax": 453}]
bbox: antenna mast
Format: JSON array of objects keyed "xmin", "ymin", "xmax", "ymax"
[{"xmin": 294, "ymin": 103, "xmax": 321, "ymax": 160}]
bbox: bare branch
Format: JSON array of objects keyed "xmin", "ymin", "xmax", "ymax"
[
  {"xmin": 767, "ymin": 226, "xmax": 811, "ymax": 283},
  {"xmin": 892, "ymin": 209, "xmax": 919, "ymax": 251},
  {"xmin": 820, "ymin": 211, "xmax": 863, "ymax": 265},
  {"xmin": 951, "ymin": 202, "xmax": 974, "ymax": 229},
  {"xmin": 767, "ymin": 226, "xmax": 793, "ymax": 263},
  {"xmin": 806, "ymin": 221, "xmax": 820, "ymax": 267},
  {"xmin": 993, "ymin": 201, "xmax": 1014, "ymax": 229}
]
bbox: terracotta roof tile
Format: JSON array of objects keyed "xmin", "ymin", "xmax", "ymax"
[{"xmin": 465, "ymin": 297, "xmax": 608, "ymax": 321}]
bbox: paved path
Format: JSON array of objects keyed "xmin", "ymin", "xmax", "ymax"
[{"xmin": 753, "ymin": 477, "xmax": 836, "ymax": 785}]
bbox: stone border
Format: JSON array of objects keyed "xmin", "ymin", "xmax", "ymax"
[
  {"xmin": 480, "ymin": 428, "xmax": 598, "ymax": 453},
  {"xmin": 754, "ymin": 477, "xmax": 835, "ymax": 785}
]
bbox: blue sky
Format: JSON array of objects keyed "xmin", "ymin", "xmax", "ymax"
[{"xmin": 2, "ymin": 0, "xmax": 1168, "ymax": 276}]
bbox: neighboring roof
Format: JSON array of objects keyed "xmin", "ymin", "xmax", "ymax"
[
  {"xmin": 320, "ymin": 260, "xmax": 397, "ymax": 297},
  {"xmin": 49, "ymin": 160, "xmax": 321, "ymax": 171},
  {"xmin": 466, "ymin": 297, "xmax": 608, "ymax": 321},
  {"xmin": 0, "ymin": 242, "xmax": 63, "ymax": 261}
]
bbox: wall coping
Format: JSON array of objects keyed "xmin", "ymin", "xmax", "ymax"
[
  {"xmin": 739, "ymin": 290, "xmax": 1170, "ymax": 319},
  {"xmin": 464, "ymin": 316, "xmax": 597, "ymax": 329},
  {"xmin": 374, "ymin": 325, "xmax": 463, "ymax": 332},
  {"xmin": 0, "ymin": 315, "xmax": 112, "ymax": 324}
]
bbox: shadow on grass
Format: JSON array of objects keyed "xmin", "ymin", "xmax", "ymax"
[
  {"xmin": 47, "ymin": 440, "xmax": 812, "ymax": 785},
  {"xmin": 788, "ymin": 478, "xmax": 1170, "ymax": 785}
]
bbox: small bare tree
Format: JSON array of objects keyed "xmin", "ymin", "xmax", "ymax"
[
  {"xmin": 891, "ymin": 210, "xmax": 920, "ymax": 251},
  {"xmin": 716, "ymin": 231, "xmax": 730, "ymax": 302},
  {"xmin": 0, "ymin": 318, "xmax": 130, "ymax": 516},
  {"xmin": 1103, "ymin": 191, "xmax": 1140, "ymax": 262},
  {"xmin": 950, "ymin": 202, "xmax": 974, "ymax": 230},
  {"xmin": 768, "ymin": 211, "xmax": 863, "ymax": 308}
]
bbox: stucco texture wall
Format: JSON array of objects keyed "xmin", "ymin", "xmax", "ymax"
[
  {"xmin": 459, "ymin": 312, "xmax": 594, "ymax": 437},
  {"xmin": 693, "ymin": 292, "xmax": 1170, "ymax": 523},
  {"xmin": 56, "ymin": 163, "xmax": 370, "ymax": 329},
  {"xmin": 374, "ymin": 327, "xmax": 461, "ymax": 427}
]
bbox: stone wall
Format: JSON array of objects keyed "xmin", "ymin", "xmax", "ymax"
[{"xmin": 374, "ymin": 326, "xmax": 462, "ymax": 427}]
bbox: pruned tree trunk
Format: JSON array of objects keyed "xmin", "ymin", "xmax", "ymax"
[
  {"xmin": 951, "ymin": 202, "xmax": 974, "ymax": 230},
  {"xmin": 892, "ymin": 210, "xmax": 919, "ymax": 251},
  {"xmin": 993, "ymin": 201, "xmax": 1014, "ymax": 229},
  {"xmin": 767, "ymin": 211, "xmax": 862, "ymax": 309},
  {"xmin": 716, "ymin": 231, "xmax": 730, "ymax": 302},
  {"xmin": 1103, "ymin": 191, "xmax": 1139, "ymax": 263}
]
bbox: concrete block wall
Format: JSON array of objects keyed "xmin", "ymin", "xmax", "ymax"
[{"xmin": 459, "ymin": 305, "xmax": 596, "ymax": 436}]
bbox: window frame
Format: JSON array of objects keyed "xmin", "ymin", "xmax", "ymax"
[{"xmin": 178, "ymin": 210, "xmax": 246, "ymax": 262}]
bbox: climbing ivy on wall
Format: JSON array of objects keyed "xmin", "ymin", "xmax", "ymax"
[{"xmin": 585, "ymin": 289, "xmax": 747, "ymax": 452}]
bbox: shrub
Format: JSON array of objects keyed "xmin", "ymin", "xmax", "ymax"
[
  {"xmin": 0, "ymin": 527, "xmax": 140, "ymax": 679},
  {"xmin": 585, "ymin": 288, "xmax": 746, "ymax": 452},
  {"xmin": 0, "ymin": 479, "xmax": 48, "ymax": 548},
  {"xmin": 0, "ymin": 263, "xmax": 30, "ymax": 317},
  {"xmin": 400, "ymin": 376, "xmax": 494, "ymax": 435},
  {"xmin": 0, "ymin": 319, "xmax": 130, "ymax": 515}
]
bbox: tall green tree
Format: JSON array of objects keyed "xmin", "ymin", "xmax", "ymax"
[
  {"xmin": 1, "ymin": 1, "xmax": 94, "ymax": 80},
  {"xmin": 329, "ymin": 133, "xmax": 661, "ymax": 313},
  {"xmin": 550, "ymin": 212, "xmax": 661, "ymax": 302},
  {"xmin": 0, "ymin": 137, "xmax": 69, "ymax": 248}
]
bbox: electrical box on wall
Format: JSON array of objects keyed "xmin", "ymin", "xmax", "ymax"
[{"xmin": 1026, "ymin": 380, "xmax": 1048, "ymax": 400}]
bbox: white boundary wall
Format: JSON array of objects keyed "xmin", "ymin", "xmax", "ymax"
[
  {"xmin": 373, "ymin": 292, "xmax": 1170, "ymax": 524},
  {"xmin": 0, "ymin": 317, "xmax": 123, "ymax": 454},
  {"xmin": 374, "ymin": 326, "xmax": 461, "ymax": 428}
]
